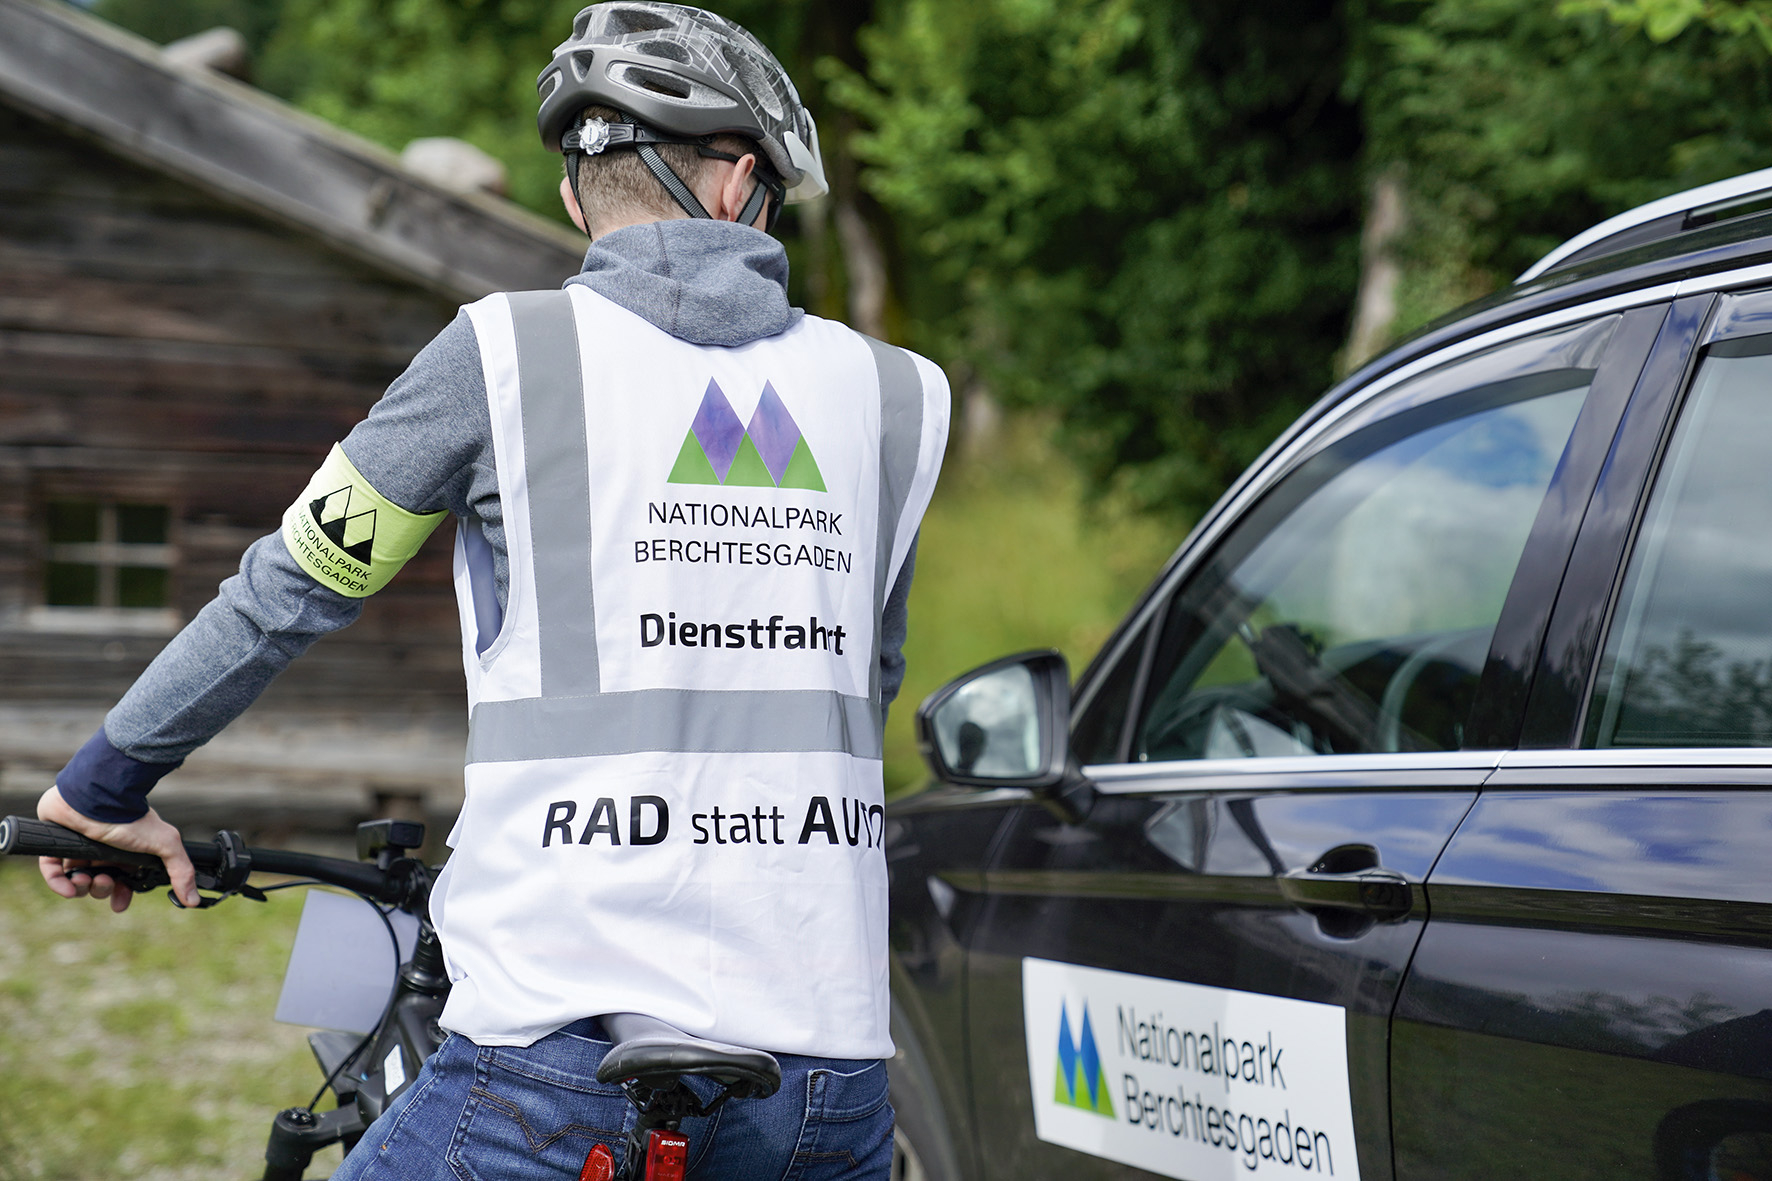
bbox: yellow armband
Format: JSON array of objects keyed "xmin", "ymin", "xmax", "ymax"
[{"xmin": 281, "ymin": 445, "xmax": 447, "ymax": 598}]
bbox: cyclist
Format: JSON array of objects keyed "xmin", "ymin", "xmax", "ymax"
[{"xmin": 35, "ymin": 4, "xmax": 949, "ymax": 1177}]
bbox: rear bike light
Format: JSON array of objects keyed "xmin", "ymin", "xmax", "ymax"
[
  {"xmin": 579, "ymin": 1143, "xmax": 615, "ymax": 1181},
  {"xmin": 643, "ymin": 1129, "xmax": 689, "ymax": 1181}
]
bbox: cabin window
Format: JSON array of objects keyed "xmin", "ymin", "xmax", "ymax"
[{"xmin": 32, "ymin": 501, "xmax": 178, "ymax": 632}]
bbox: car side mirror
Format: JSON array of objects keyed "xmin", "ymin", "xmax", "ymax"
[{"xmin": 915, "ymin": 650, "xmax": 1095, "ymax": 821}]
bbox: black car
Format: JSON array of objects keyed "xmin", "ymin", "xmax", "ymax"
[{"xmin": 886, "ymin": 170, "xmax": 1772, "ymax": 1181}]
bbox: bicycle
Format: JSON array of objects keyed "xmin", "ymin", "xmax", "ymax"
[{"xmin": 0, "ymin": 814, "xmax": 780, "ymax": 1181}]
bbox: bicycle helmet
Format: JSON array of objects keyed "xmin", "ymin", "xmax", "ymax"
[{"xmin": 537, "ymin": 3, "xmax": 828, "ymax": 230}]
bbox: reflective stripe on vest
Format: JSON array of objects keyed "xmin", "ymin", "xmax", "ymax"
[
  {"xmin": 864, "ymin": 335, "xmax": 922, "ymax": 706},
  {"xmin": 468, "ymin": 688, "xmax": 881, "ymax": 760},
  {"xmin": 508, "ymin": 289, "xmax": 600, "ymax": 698},
  {"xmin": 464, "ymin": 289, "xmax": 928, "ymax": 764}
]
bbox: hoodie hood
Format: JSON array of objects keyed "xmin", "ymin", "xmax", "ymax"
[{"xmin": 565, "ymin": 218, "xmax": 802, "ymax": 347}]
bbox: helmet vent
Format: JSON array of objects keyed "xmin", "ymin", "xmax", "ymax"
[
  {"xmin": 635, "ymin": 38, "xmax": 689, "ymax": 63},
  {"xmin": 538, "ymin": 69, "xmax": 560, "ymax": 101},
  {"xmin": 635, "ymin": 71, "xmax": 688, "ymax": 99},
  {"xmin": 602, "ymin": 7, "xmax": 674, "ymax": 35},
  {"xmin": 570, "ymin": 51, "xmax": 595, "ymax": 81},
  {"xmin": 607, "ymin": 62, "xmax": 727, "ymax": 108}
]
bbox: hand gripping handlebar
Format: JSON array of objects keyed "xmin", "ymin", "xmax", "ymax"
[
  {"xmin": 0, "ymin": 816, "xmax": 424, "ymax": 909},
  {"xmin": 0, "ymin": 816, "xmax": 168, "ymax": 867}
]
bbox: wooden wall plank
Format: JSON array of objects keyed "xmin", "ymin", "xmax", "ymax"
[
  {"xmin": 0, "ymin": 93, "xmax": 481, "ymax": 719},
  {"xmin": 0, "ymin": 330, "xmax": 418, "ymax": 400}
]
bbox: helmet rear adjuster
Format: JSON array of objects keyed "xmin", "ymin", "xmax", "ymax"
[{"xmin": 564, "ymin": 112, "xmax": 785, "ymax": 232}]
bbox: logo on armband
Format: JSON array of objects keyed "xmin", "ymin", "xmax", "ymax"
[
  {"xmin": 309, "ymin": 486, "xmax": 377, "ymax": 565},
  {"xmin": 280, "ymin": 445, "xmax": 446, "ymax": 599}
]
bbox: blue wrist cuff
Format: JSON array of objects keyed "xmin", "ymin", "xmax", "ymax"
[{"xmin": 55, "ymin": 730, "xmax": 181, "ymax": 823}]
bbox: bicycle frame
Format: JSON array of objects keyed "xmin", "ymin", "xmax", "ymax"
[{"xmin": 264, "ymin": 917, "xmax": 451, "ymax": 1179}]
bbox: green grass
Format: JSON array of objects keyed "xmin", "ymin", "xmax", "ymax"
[
  {"xmin": 883, "ymin": 416, "xmax": 1180, "ymax": 795},
  {"xmin": 0, "ymin": 862, "xmax": 346, "ymax": 1181}
]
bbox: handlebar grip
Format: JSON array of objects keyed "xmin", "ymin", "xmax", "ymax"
[
  {"xmin": 0, "ymin": 815, "xmax": 423, "ymax": 909},
  {"xmin": 0, "ymin": 816, "xmax": 163, "ymax": 866}
]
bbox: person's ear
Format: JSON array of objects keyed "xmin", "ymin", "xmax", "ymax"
[
  {"xmin": 560, "ymin": 175, "xmax": 589, "ymax": 234},
  {"xmin": 716, "ymin": 154, "xmax": 766, "ymax": 228}
]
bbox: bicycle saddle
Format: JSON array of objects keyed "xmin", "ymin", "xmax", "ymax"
[{"xmin": 596, "ymin": 1013, "xmax": 782, "ymax": 1100}]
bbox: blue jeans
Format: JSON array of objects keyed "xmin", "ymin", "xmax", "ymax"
[{"xmin": 331, "ymin": 1024, "xmax": 894, "ymax": 1180}]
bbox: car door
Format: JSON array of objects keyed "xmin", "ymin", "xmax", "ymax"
[
  {"xmin": 955, "ymin": 305, "xmax": 1667, "ymax": 1181},
  {"xmin": 1392, "ymin": 290, "xmax": 1772, "ymax": 1181}
]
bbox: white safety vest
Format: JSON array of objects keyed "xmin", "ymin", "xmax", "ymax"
[{"xmin": 430, "ymin": 286, "xmax": 948, "ymax": 1058}]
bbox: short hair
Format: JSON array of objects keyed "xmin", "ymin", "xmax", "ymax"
[{"xmin": 568, "ymin": 104, "xmax": 760, "ymax": 228}]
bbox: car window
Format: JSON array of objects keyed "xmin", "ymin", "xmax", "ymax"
[
  {"xmin": 1131, "ymin": 336, "xmax": 1597, "ymax": 763},
  {"xmin": 1588, "ymin": 340, "xmax": 1772, "ymax": 748}
]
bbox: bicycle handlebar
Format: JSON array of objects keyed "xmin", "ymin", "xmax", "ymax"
[
  {"xmin": 0, "ymin": 817, "xmax": 168, "ymax": 867},
  {"xmin": 0, "ymin": 816, "xmax": 424, "ymax": 910}
]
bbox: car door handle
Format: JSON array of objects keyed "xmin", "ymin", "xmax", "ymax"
[{"xmin": 1276, "ymin": 867, "xmax": 1412, "ymax": 921}]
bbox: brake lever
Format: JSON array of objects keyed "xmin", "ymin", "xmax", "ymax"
[
  {"xmin": 171, "ymin": 878, "xmax": 269, "ymax": 908},
  {"xmin": 173, "ymin": 835, "xmax": 268, "ymax": 907},
  {"xmin": 68, "ymin": 862, "xmax": 171, "ymax": 893},
  {"xmin": 70, "ymin": 827, "xmax": 270, "ymax": 907},
  {"xmin": 55, "ymin": 861, "xmax": 264, "ymax": 906}
]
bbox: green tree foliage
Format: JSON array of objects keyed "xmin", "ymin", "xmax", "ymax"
[
  {"xmin": 254, "ymin": 0, "xmax": 584, "ymax": 214},
  {"xmin": 94, "ymin": 0, "xmax": 286, "ymax": 53},
  {"xmin": 91, "ymin": 0, "xmax": 1772, "ymax": 516},
  {"xmin": 833, "ymin": 0, "xmax": 1365, "ymax": 519},
  {"xmin": 253, "ymin": 0, "xmax": 864, "ymax": 314},
  {"xmin": 1362, "ymin": 0, "xmax": 1772, "ymax": 335},
  {"xmin": 1568, "ymin": 0, "xmax": 1772, "ymax": 51}
]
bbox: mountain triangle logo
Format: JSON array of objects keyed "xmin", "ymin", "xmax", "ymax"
[
  {"xmin": 310, "ymin": 487, "xmax": 376, "ymax": 565},
  {"xmin": 668, "ymin": 379, "xmax": 826, "ymax": 491},
  {"xmin": 1055, "ymin": 1000, "xmax": 1116, "ymax": 1118}
]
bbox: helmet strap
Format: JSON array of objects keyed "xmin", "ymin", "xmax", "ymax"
[
  {"xmin": 566, "ymin": 149, "xmax": 592, "ymax": 241},
  {"xmin": 564, "ymin": 113, "xmax": 782, "ymax": 230},
  {"xmin": 736, "ymin": 173, "xmax": 770, "ymax": 228},
  {"xmin": 634, "ymin": 140, "xmax": 714, "ymax": 220},
  {"xmin": 695, "ymin": 145, "xmax": 784, "ymax": 230}
]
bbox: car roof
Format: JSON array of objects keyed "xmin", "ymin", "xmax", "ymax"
[
  {"xmin": 1288, "ymin": 170, "xmax": 1772, "ymax": 471},
  {"xmin": 1516, "ymin": 166, "xmax": 1772, "ymax": 282}
]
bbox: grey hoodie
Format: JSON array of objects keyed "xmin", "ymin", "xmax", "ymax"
[{"xmin": 59, "ymin": 219, "xmax": 919, "ymax": 822}]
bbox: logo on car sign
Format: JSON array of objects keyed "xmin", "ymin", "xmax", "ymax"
[{"xmin": 1054, "ymin": 999, "xmax": 1116, "ymax": 1118}]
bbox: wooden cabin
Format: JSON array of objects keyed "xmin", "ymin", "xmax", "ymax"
[{"xmin": 0, "ymin": 0, "xmax": 582, "ymax": 840}]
